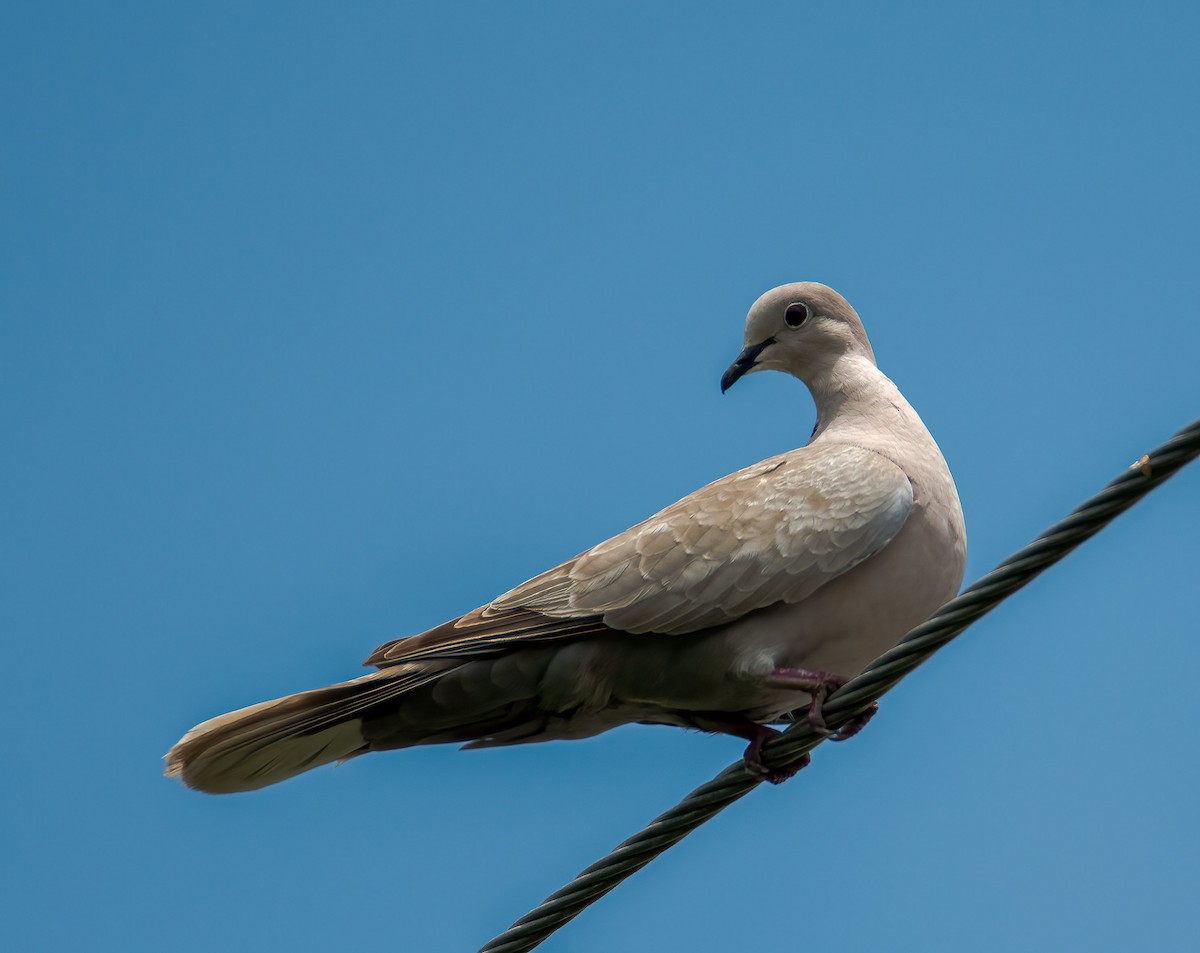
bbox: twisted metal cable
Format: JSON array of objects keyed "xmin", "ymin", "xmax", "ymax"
[{"xmin": 479, "ymin": 417, "xmax": 1200, "ymax": 953}]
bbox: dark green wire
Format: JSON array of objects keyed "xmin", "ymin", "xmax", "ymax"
[{"xmin": 479, "ymin": 417, "xmax": 1200, "ymax": 953}]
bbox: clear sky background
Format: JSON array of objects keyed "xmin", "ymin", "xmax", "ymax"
[{"xmin": 3, "ymin": 3, "xmax": 1199, "ymax": 951}]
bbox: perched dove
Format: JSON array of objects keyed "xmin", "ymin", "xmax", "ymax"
[{"xmin": 166, "ymin": 282, "xmax": 966, "ymax": 792}]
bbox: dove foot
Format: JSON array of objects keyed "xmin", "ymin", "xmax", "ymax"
[
  {"xmin": 829, "ymin": 701, "xmax": 879, "ymax": 741},
  {"xmin": 765, "ymin": 667, "xmax": 883, "ymax": 741},
  {"xmin": 741, "ymin": 723, "xmax": 811, "ymax": 784},
  {"xmin": 684, "ymin": 713, "xmax": 809, "ymax": 784}
]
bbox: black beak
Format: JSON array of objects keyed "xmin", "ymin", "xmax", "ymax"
[{"xmin": 720, "ymin": 337, "xmax": 775, "ymax": 393}]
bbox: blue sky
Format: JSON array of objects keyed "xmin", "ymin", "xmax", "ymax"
[{"xmin": 3, "ymin": 3, "xmax": 1198, "ymax": 951}]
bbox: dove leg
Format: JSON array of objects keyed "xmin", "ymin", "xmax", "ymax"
[
  {"xmin": 684, "ymin": 712, "xmax": 810, "ymax": 784},
  {"xmin": 765, "ymin": 667, "xmax": 864, "ymax": 737}
]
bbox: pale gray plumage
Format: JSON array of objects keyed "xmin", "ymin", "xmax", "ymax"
[{"xmin": 165, "ymin": 281, "xmax": 966, "ymax": 793}]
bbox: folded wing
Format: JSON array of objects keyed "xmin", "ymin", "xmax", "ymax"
[{"xmin": 367, "ymin": 444, "xmax": 913, "ymax": 665}]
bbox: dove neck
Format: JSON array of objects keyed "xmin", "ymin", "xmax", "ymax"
[{"xmin": 807, "ymin": 354, "xmax": 918, "ymax": 443}]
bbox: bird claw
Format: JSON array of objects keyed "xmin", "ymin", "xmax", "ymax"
[
  {"xmin": 741, "ymin": 723, "xmax": 810, "ymax": 784},
  {"xmin": 766, "ymin": 668, "xmax": 877, "ymax": 741},
  {"xmin": 829, "ymin": 701, "xmax": 878, "ymax": 741},
  {"xmin": 685, "ymin": 713, "xmax": 812, "ymax": 784},
  {"xmin": 684, "ymin": 687, "xmax": 872, "ymax": 786}
]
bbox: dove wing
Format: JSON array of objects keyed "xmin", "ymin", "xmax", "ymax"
[
  {"xmin": 495, "ymin": 442, "xmax": 913, "ymax": 633},
  {"xmin": 367, "ymin": 443, "xmax": 913, "ymax": 665}
]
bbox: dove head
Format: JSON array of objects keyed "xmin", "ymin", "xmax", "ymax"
[{"xmin": 721, "ymin": 282, "xmax": 877, "ymax": 393}]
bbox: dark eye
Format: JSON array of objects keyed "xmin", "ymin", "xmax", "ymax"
[{"xmin": 784, "ymin": 302, "xmax": 809, "ymax": 328}]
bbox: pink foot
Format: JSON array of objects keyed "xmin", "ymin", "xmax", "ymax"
[
  {"xmin": 830, "ymin": 701, "xmax": 878, "ymax": 741},
  {"xmin": 766, "ymin": 668, "xmax": 877, "ymax": 740},
  {"xmin": 684, "ymin": 712, "xmax": 811, "ymax": 784},
  {"xmin": 741, "ymin": 723, "xmax": 810, "ymax": 784}
]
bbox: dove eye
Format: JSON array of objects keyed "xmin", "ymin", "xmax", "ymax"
[{"xmin": 784, "ymin": 302, "xmax": 809, "ymax": 328}]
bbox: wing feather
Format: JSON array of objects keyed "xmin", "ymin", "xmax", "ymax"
[
  {"xmin": 494, "ymin": 443, "xmax": 913, "ymax": 634},
  {"xmin": 366, "ymin": 443, "xmax": 913, "ymax": 667}
]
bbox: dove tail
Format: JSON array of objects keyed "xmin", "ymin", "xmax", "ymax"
[{"xmin": 164, "ymin": 664, "xmax": 449, "ymax": 794}]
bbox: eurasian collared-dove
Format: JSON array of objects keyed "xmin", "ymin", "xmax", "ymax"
[{"xmin": 166, "ymin": 282, "xmax": 966, "ymax": 792}]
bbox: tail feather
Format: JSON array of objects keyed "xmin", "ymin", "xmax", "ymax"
[{"xmin": 165, "ymin": 663, "xmax": 457, "ymax": 794}]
